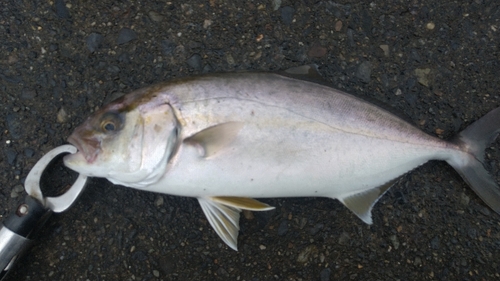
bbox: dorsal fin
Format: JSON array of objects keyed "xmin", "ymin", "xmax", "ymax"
[{"xmin": 277, "ymin": 64, "xmax": 327, "ymax": 85}]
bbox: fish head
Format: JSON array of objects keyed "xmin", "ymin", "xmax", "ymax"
[{"xmin": 64, "ymin": 91, "xmax": 180, "ymax": 187}]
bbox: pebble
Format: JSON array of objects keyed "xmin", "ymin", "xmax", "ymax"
[
  {"xmin": 187, "ymin": 54, "xmax": 202, "ymax": 70},
  {"xmin": 414, "ymin": 68, "xmax": 431, "ymax": 87},
  {"xmin": 479, "ymin": 207, "xmax": 491, "ymax": 216},
  {"xmin": 379, "ymin": 44, "xmax": 389, "ymax": 56},
  {"xmin": 57, "ymin": 107, "xmax": 68, "ymax": 123},
  {"xmin": 280, "ymin": 6, "xmax": 294, "ymax": 25},
  {"xmin": 334, "ymin": 20, "xmax": 342, "ymax": 32},
  {"xmin": 6, "ymin": 113, "xmax": 22, "ymax": 139},
  {"xmin": 225, "ymin": 53, "xmax": 235, "ymax": 65},
  {"xmin": 356, "ymin": 61, "xmax": 372, "ymax": 83},
  {"xmin": 154, "ymin": 195, "xmax": 164, "ymax": 207},
  {"xmin": 272, "ymin": 0, "xmax": 282, "ymax": 11},
  {"xmin": 389, "ymin": 235, "xmax": 400, "ymax": 250},
  {"xmin": 338, "ymin": 231, "xmax": 350, "ymax": 245},
  {"xmin": 24, "ymin": 148, "xmax": 35, "ymax": 158},
  {"xmin": 346, "ymin": 28, "xmax": 355, "ymax": 47},
  {"xmin": 117, "ymin": 28, "xmax": 137, "ymax": 45},
  {"xmin": 55, "ymin": 0, "xmax": 70, "ymax": 18},
  {"xmin": 203, "ymin": 19, "xmax": 212, "ymax": 29},
  {"xmin": 161, "ymin": 39, "xmax": 177, "ymax": 55},
  {"xmin": 308, "ymin": 44, "xmax": 327, "ymax": 58},
  {"xmin": 153, "ymin": 270, "xmax": 160, "ymax": 277},
  {"xmin": 426, "ymin": 22, "xmax": 435, "ymax": 30},
  {"xmin": 297, "ymin": 245, "xmax": 318, "ymax": 263},
  {"xmin": 10, "ymin": 184, "xmax": 24, "ymax": 198},
  {"xmin": 320, "ymin": 268, "xmax": 331, "ymax": 281},
  {"xmin": 259, "ymin": 245, "xmax": 266, "ymax": 250},
  {"xmin": 148, "ymin": 11, "xmax": 163, "ymax": 22},
  {"xmin": 277, "ymin": 220, "xmax": 288, "ymax": 236},
  {"xmin": 459, "ymin": 192, "xmax": 470, "ymax": 206},
  {"xmin": 21, "ymin": 89, "xmax": 37, "ymax": 99},
  {"xmin": 430, "ymin": 236, "xmax": 440, "ymax": 249},
  {"xmin": 86, "ymin": 33, "xmax": 104, "ymax": 53}
]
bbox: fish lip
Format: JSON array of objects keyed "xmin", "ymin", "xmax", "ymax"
[{"xmin": 67, "ymin": 134, "xmax": 100, "ymax": 164}]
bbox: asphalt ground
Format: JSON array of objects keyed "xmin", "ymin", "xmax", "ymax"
[{"xmin": 1, "ymin": 1, "xmax": 499, "ymax": 280}]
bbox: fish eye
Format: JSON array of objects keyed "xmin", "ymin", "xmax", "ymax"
[
  {"xmin": 102, "ymin": 121, "xmax": 116, "ymax": 132},
  {"xmin": 99, "ymin": 112, "xmax": 124, "ymax": 133}
]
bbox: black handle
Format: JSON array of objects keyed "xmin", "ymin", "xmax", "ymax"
[
  {"xmin": 3, "ymin": 196, "xmax": 51, "ymax": 238},
  {"xmin": 0, "ymin": 196, "xmax": 52, "ymax": 281}
]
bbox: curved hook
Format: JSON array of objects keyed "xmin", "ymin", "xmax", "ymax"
[{"xmin": 24, "ymin": 145, "xmax": 87, "ymax": 213}]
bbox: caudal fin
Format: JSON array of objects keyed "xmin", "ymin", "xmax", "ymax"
[{"xmin": 448, "ymin": 106, "xmax": 500, "ymax": 214}]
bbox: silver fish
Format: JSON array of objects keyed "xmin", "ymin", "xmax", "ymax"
[{"xmin": 64, "ymin": 65, "xmax": 500, "ymax": 250}]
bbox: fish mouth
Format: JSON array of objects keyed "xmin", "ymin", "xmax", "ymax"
[{"xmin": 67, "ymin": 133, "xmax": 100, "ymax": 164}]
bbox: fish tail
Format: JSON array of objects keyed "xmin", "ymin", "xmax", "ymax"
[{"xmin": 447, "ymin": 106, "xmax": 500, "ymax": 214}]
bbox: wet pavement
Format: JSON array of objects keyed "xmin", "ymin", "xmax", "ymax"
[{"xmin": 1, "ymin": 0, "xmax": 499, "ymax": 280}]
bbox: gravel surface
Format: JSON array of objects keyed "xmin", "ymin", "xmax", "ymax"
[{"xmin": 1, "ymin": 1, "xmax": 500, "ymax": 280}]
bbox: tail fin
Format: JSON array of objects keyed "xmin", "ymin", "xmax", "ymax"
[{"xmin": 448, "ymin": 106, "xmax": 500, "ymax": 214}]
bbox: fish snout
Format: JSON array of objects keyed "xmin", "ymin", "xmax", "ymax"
[{"xmin": 67, "ymin": 132, "xmax": 101, "ymax": 164}]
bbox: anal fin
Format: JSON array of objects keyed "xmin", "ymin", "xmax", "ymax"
[
  {"xmin": 197, "ymin": 197, "xmax": 274, "ymax": 251},
  {"xmin": 338, "ymin": 179, "xmax": 396, "ymax": 224},
  {"xmin": 211, "ymin": 196, "xmax": 275, "ymax": 211}
]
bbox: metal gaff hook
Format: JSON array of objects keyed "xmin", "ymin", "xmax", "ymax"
[{"xmin": 24, "ymin": 144, "xmax": 87, "ymax": 212}]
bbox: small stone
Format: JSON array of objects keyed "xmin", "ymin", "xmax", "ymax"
[
  {"xmin": 479, "ymin": 207, "xmax": 491, "ymax": 216},
  {"xmin": 320, "ymin": 268, "xmax": 331, "ymax": 281},
  {"xmin": 308, "ymin": 44, "xmax": 327, "ymax": 58},
  {"xmin": 243, "ymin": 210, "xmax": 254, "ymax": 220},
  {"xmin": 57, "ymin": 107, "xmax": 68, "ymax": 123},
  {"xmin": 259, "ymin": 245, "xmax": 266, "ymax": 250},
  {"xmin": 148, "ymin": 11, "xmax": 163, "ymax": 22},
  {"xmin": 430, "ymin": 236, "xmax": 440, "ymax": 249},
  {"xmin": 356, "ymin": 61, "xmax": 372, "ymax": 83},
  {"xmin": 225, "ymin": 53, "xmax": 235, "ymax": 65},
  {"xmin": 272, "ymin": 0, "xmax": 282, "ymax": 11},
  {"xmin": 415, "ymin": 68, "xmax": 431, "ymax": 87},
  {"xmin": 280, "ymin": 6, "xmax": 294, "ymax": 25},
  {"xmin": 86, "ymin": 33, "xmax": 104, "ymax": 53},
  {"xmin": 24, "ymin": 148, "xmax": 35, "ymax": 158},
  {"xmin": 55, "ymin": 0, "xmax": 70, "ymax": 18},
  {"xmin": 277, "ymin": 220, "xmax": 288, "ymax": 236},
  {"xmin": 11, "ymin": 184, "xmax": 24, "ymax": 198},
  {"xmin": 297, "ymin": 245, "xmax": 318, "ymax": 263},
  {"xmin": 154, "ymin": 196, "xmax": 164, "ymax": 207},
  {"xmin": 389, "ymin": 235, "xmax": 400, "ymax": 250},
  {"xmin": 435, "ymin": 128, "xmax": 444, "ymax": 135},
  {"xmin": 6, "ymin": 113, "xmax": 22, "ymax": 139},
  {"xmin": 161, "ymin": 39, "xmax": 177, "ymax": 55},
  {"xmin": 117, "ymin": 28, "xmax": 137, "ymax": 45},
  {"xmin": 335, "ymin": 20, "xmax": 343, "ymax": 32},
  {"xmin": 153, "ymin": 270, "xmax": 160, "ymax": 277},
  {"xmin": 187, "ymin": 54, "xmax": 202, "ymax": 70},
  {"xmin": 414, "ymin": 257, "xmax": 422, "ymax": 266},
  {"xmin": 379, "ymin": 44, "xmax": 389, "ymax": 56},
  {"xmin": 338, "ymin": 231, "xmax": 350, "ymax": 245},
  {"xmin": 203, "ymin": 19, "xmax": 212, "ymax": 29},
  {"xmin": 21, "ymin": 89, "xmax": 37, "ymax": 99},
  {"xmin": 426, "ymin": 22, "xmax": 435, "ymax": 30}
]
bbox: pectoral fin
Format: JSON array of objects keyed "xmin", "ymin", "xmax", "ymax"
[
  {"xmin": 185, "ymin": 122, "xmax": 244, "ymax": 157},
  {"xmin": 197, "ymin": 197, "xmax": 274, "ymax": 251},
  {"xmin": 337, "ymin": 180, "xmax": 396, "ymax": 224}
]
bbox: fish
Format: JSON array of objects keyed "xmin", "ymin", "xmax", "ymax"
[{"xmin": 63, "ymin": 65, "xmax": 500, "ymax": 251}]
